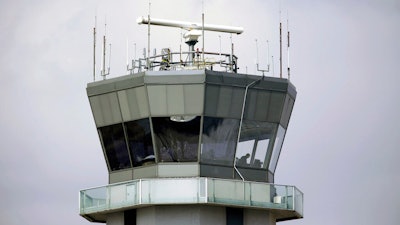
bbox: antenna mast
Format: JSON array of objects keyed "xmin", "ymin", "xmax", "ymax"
[
  {"xmin": 126, "ymin": 38, "xmax": 129, "ymax": 72},
  {"xmin": 93, "ymin": 16, "xmax": 97, "ymax": 82},
  {"xmin": 147, "ymin": 1, "xmax": 151, "ymax": 70},
  {"xmin": 287, "ymin": 15, "xmax": 291, "ymax": 80},
  {"xmin": 202, "ymin": 0, "xmax": 205, "ymax": 63},
  {"xmin": 255, "ymin": 39, "xmax": 270, "ymax": 76},
  {"xmin": 100, "ymin": 18, "xmax": 110, "ymax": 80},
  {"xmin": 134, "ymin": 43, "xmax": 137, "ymax": 73},
  {"xmin": 101, "ymin": 21, "xmax": 106, "ymax": 79},
  {"xmin": 272, "ymin": 56, "xmax": 275, "ymax": 76},
  {"xmin": 279, "ymin": 20, "xmax": 282, "ymax": 78},
  {"xmin": 108, "ymin": 43, "xmax": 111, "ymax": 75}
]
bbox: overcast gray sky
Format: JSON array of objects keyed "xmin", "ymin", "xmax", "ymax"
[{"xmin": 1, "ymin": 0, "xmax": 399, "ymax": 224}]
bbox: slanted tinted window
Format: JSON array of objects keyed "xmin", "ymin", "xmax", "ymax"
[
  {"xmin": 99, "ymin": 124, "xmax": 131, "ymax": 171},
  {"xmin": 152, "ymin": 116, "xmax": 200, "ymax": 162},
  {"xmin": 125, "ymin": 119, "xmax": 155, "ymax": 167},
  {"xmin": 201, "ymin": 117, "xmax": 239, "ymax": 166},
  {"xmin": 269, "ymin": 125, "xmax": 286, "ymax": 173},
  {"xmin": 235, "ymin": 121, "xmax": 276, "ymax": 169}
]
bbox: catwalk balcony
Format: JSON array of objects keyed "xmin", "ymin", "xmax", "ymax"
[
  {"xmin": 87, "ymin": 69, "xmax": 296, "ymax": 183},
  {"xmin": 80, "ymin": 177, "xmax": 303, "ymax": 222}
]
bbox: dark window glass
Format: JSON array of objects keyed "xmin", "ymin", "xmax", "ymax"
[
  {"xmin": 200, "ymin": 164, "xmax": 233, "ymax": 179},
  {"xmin": 226, "ymin": 207, "xmax": 243, "ymax": 225},
  {"xmin": 152, "ymin": 116, "xmax": 200, "ymax": 162},
  {"xmin": 201, "ymin": 117, "xmax": 239, "ymax": 166},
  {"xmin": 235, "ymin": 121, "xmax": 277, "ymax": 169},
  {"xmin": 124, "ymin": 209, "xmax": 136, "ymax": 225},
  {"xmin": 99, "ymin": 124, "xmax": 131, "ymax": 171},
  {"xmin": 125, "ymin": 119, "xmax": 155, "ymax": 167}
]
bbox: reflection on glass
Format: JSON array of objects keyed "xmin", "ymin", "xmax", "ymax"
[
  {"xmin": 125, "ymin": 119, "xmax": 155, "ymax": 167},
  {"xmin": 152, "ymin": 116, "xmax": 200, "ymax": 162},
  {"xmin": 99, "ymin": 124, "xmax": 131, "ymax": 171},
  {"xmin": 201, "ymin": 117, "xmax": 240, "ymax": 166},
  {"xmin": 269, "ymin": 125, "xmax": 286, "ymax": 173},
  {"xmin": 235, "ymin": 121, "xmax": 276, "ymax": 169}
]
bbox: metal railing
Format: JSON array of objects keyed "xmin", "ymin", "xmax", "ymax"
[
  {"xmin": 128, "ymin": 50, "xmax": 238, "ymax": 74},
  {"xmin": 80, "ymin": 177, "xmax": 303, "ymax": 218}
]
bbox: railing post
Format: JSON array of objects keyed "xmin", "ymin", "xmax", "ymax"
[
  {"xmin": 107, "ymin": 185, "xmax": 111, "ymax": 210},
  {"xmin": 197, "ymin": 177, "xmax": 200, "ymax": 203},
  {"xmin": 81, "ymin": 191, "xmax": 84, "ymax": 214},
  {"xmin": 285, "ymin": 185, "xmax": 288, "ymax": 209},
  {"xmin": 139, "ymin": 179, "xmax": 142, "ymax": 205},
  {"xmin": 293, "ymin": 187, "xmax": 296, "ymax": 212},
  {"xmin": 205, "ymin": 177, "xmax": 208, "ymax": 203}
]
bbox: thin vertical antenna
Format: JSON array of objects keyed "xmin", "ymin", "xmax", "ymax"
[
  {"xmin": 232, "ymin": 41, "xmax": 235, "ymax": 72},
  {"xmin": 101, "ymin": 19, "xmax": 106, "ymax": 79},
  {"xmin": 256, "ymin": 39, "xmax": 270, "ymax": 75},
  {"xmin": 134, "ymin": 43, "xmax": 137, "ymax": 61},
  {"xmin": 255, "ymin": 38, "xmax": 260, "ymax": 73},
  {"xmin": 279, "ymin": 20, "xmax": 282, "ymax": 78},
  {"xmin": 202, "ymin": 0, "xmax": 205, "ymax": 63},
  {"xmin": 93, "ymin": 16, "xmax": 97, "ymax": 82},
  {"xmin": 218, "ymin": 35, "xmax": 222, "ymax": 65},
  {"xmin": 279, "ymin": 1, "xmax": 283, "ymax": 78},
  {"xmin": 108, "ymin": 43, "xmax": 111, "ymax": 74},
  {"xmin": 147, "ymin": 1, "xmax": 151, "ymax": 70},
  {"xmin": 267, "ymin": 40, "xmax": 270, "ymax": 67},
  {"xmin": 134, "ymin": 43, "xmax": 137, "ymax": 71},
  {"xmin": 256, "ymin": 39, "xmax": 264, "ymax": 75},
  {"xmin": 180, "ymin": 29, "xmax": 182, "ymax": 63},
  {"xmin": 230, "ymin": 34, "xmax": 233, "ymax": 72},
  {"xmin": 287, "ymin": 13, "xmax": 291, "ymax": 80},
  {"xmin": 100, "ymin": 38, "xmax": 104, "ymax": 76},
  {"xmin": 126, "ymin": 38, "xmax": 129, "ymax": 71},
  {"xmin": 272, "ymin": 56, "xmax": 275, "ymax": 76},
  {"xmin": 142, "ymin": 48, "xmax": 146, "ymax": 72}
]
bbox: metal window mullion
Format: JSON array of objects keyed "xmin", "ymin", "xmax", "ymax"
[
  {"xmin": 144, "ymin": 83, "xmax": 159, "ymax": 164},
  {"xmin": 234, "ymin": 77, "xmax": 263, "ymax": 181},
  {"xmin": 122, "ymin": 123, "xmax": 134, "ymax": 168}
]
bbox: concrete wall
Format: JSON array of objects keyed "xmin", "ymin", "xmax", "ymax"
[
  {"xmin": 244, "ymin": 209, "xmax": 275, "ymax": 225},
  {"xmin": 137, "ymin": 205, "xmax": 225, "ymax": 225},
  {"xmin": 106, "ymin": 206, "xmax": 276, "ymax": 225},
  {"xmin": 107, "ymin": 212, "xmax": 124, "ymax": 225}
]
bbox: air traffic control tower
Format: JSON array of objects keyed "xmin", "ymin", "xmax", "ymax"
[{"xmin": 79, "ymin": 17, "xmax": 303, "ymax": 225}]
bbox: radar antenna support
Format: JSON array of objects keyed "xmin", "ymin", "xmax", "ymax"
[
  {"xmin": 202, "ymin": 0, "xmax": 205, "ymax": 63},
  {"xmin": 147, "ymin": 1, "xmax": 151, "ymax": 70}
]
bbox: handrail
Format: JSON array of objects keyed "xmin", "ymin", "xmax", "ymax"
[
  {"xmin": 130, "ymin": 50, "xmax": 238, "ymax": 73},
  {"xmin": 80, "ymin": 177, "xmax": 303, "ymax": 219}
]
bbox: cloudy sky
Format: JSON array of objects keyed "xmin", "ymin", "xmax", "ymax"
[{"xmin": 1, "ymin": 0, "xmax": 399, "ymax": 224}]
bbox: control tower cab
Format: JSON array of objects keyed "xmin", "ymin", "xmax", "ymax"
[{"xmin": 79, "ymin": 16, "xmax": 303, "ymax": 225}]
